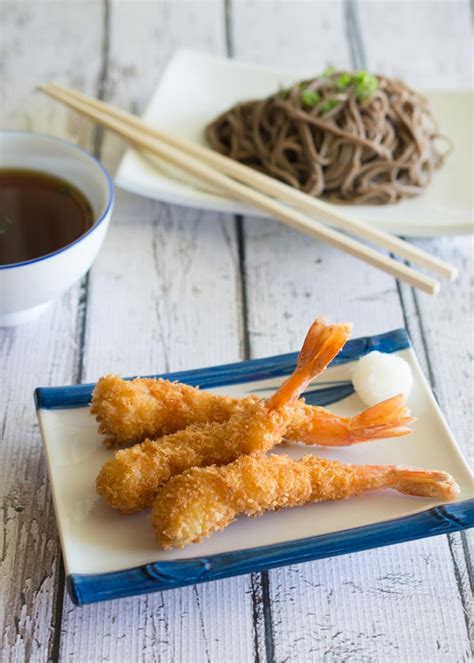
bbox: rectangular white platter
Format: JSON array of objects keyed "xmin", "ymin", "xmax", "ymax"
[
  {"xmin": 115, "ymin": 50, "xmax": 473, "ymax": 237},
  {"xmin": 35, "ymin": 329, "xmax": 474, "ymax": 605}
]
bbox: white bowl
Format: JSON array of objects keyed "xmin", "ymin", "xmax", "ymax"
[{"xmin": 0, "ymin": 131, "xmax": 114, "ymax": 326}]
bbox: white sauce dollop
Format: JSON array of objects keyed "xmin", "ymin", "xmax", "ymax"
[{"xmin": 352, "ymin": 350, "xmax": 413, "ymax": 406}]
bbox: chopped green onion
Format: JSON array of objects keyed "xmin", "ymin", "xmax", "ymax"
[
  {"xmin": 336, "ymin": 72, "xmax": 352, "ymax": 90},
  {"xmin": 290, "ymin": 69, "xmax": 378, "ymax": 107},
  {"xmin": 320, "ymin": 100, "xmax": 340, "ymax": 112},
  {"xmin": 353, "ymin": 71, "xmax": 378, "ymax": 99},
  {"xmin": 301, "ymin": 88, "xmax": 321, "ymax": 107}
]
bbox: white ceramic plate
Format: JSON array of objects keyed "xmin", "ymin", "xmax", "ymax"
[
  {"xmin": 35, "ymin": 329, "xmax": 473, "ymax": 605},
  {"xmin": 115, "ymin": 50, "xmax": 473, "ymax": 237}
]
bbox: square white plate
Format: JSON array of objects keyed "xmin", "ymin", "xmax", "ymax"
[
  {"xmin": 115, "ymin": 50, "xmax": 473, "ymax": 237},
  {"xmin": 35, "ymin": 329, "xmax": 473, "ymax": 605}
]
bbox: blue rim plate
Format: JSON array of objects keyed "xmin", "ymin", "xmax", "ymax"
[{"xmin": 34, "ymin": 329, "xmax": 474, "ymax": 605}]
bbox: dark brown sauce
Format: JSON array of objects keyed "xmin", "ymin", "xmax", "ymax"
[{"xmin": 0, "ymin": 169, "xmax": 94, "ymax": 265}]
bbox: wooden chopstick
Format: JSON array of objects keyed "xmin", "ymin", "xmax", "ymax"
[
  {"xmin": 40, "ymin": 83, "xmax": 457, "ymax": 284},
  {"xmin": 39, "ymin": 82, "xmax": 443, "ymax": 295}
]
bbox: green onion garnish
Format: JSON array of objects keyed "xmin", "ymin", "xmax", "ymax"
[
  {"xmin": 320, "ymin": 100, "xmax": 340, "ymax": 112},
  {"xmin": 301, "ymin": 88, "xmax": 321, "ymax": 107},
  {"xmin": 336, "ymin": 72, "xmax": 352, "ymax": 90},
  {"xmin": 353, "ymin": 71, "xmax": 378, "ymax": 99}
]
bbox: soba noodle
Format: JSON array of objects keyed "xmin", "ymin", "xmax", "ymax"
[{"xmin": 205, "ymin": 70, "xmax": 450, "ymax": 204}]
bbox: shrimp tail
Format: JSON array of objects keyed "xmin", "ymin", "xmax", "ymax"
[
  {"xmin": 287, "ymin": 393, "xmax": 415, "ymax": 447},
  {"xmin": 267, "ymin": 319, "xmax": 352, "ymax": 411},
  {"xmin": 382, "ymin": 466, "xmax": 460, "ymax": 500},
  {"xmin": 344, "ymin": 393, "xmax": 415, "ymax": 443}
]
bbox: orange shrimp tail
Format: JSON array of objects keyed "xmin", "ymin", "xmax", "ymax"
[
  {"xmin": 294, "ymin": 393, "xmax": 415, "ymax": 447},
  {"xmin": 362, "ymin": 464, "xmax": 460, "ymax": 500},
  {"xmin": 267, "ymin": 319, "xmax": 352, "ymax": 411},
  {"xmin": 389, "ymin": 467, "xmax": 460, "ymax": 500},
  {"xmin": 346, "ymin": 393, "xmax": 415, "ymax": 443}
]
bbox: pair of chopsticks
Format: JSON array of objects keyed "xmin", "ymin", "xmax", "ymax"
[{"xmin": 38, "ymin": 82, "xmax": 457, "ymax": 295}]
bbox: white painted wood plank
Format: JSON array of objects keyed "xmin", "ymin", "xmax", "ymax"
[
  {"xmin": 360, "ymin": 2, "xmax": 473, "ymax": 656},
  {"xmin": 271, "ymin": 539, "xmax": 472, "ymax": 662},
  {"xmin": 59, "ymin": 202, "xmax": 258, "ymax": 663},
  {"xmin": 0, "ymin": 290, "xmax": 83, "ymax": 662},
  {"xmin": 242, "ymin": 217, "xmax": 404, "ymax": 345},
  {"xmin": 233, "ymin": 0, "xmax": 472, "ymax": 660},
  {"xmin": 230, "ymin": 0, "xmax": 351, "ymax": 72},
  {"xmin": 100, "ymin": 0, "xmax": 226, "ymax": 175},
  {"xmin": 398, "ymin": 238, "xmax": 473, "ymax": 464},
  {"xmin": 0, "ymin": 1, "xmax": 103, "ymax": 149},
  {"xmin": 81, "ymin": 192, "xmax": 243, "ymax": 377},
  {"xmin": 356, "ymin": 0, "xmax": 473, "ymax": 457},
  {"xmin": 2, "ymin": 1, "xmax": 471, "ymax": 661},
  {"xmin": 0, "ymin": 2, "xmax": 104, "ymax": 660},
  {"xmin": 57, "ymin": 2, "xmax": 259, "ymax": 661},
  {"xmin": 407, "ymin": 238, "xmax": 474, "ymax": 636},
  {"xmin": 359, "ymin": 0, "xmax": 472, "ymax": 89},
  {"xmin": 241, "ymin": 214, "xmax": 471, "ymax": 663}
]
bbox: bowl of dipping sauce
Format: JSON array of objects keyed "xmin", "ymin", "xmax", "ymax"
[{"xmin": 0, "ymin": 131, "xmax": 114, "ymax": 326}]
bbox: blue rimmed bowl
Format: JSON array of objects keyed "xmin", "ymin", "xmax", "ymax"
[{"xmin": 0, "ymin": 131, "xmax": 114, "ymax": 326}]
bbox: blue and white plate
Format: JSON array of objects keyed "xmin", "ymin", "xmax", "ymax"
[{"xmin": 35, "ymin": 329, "xmax": 473, "ymax": 605}]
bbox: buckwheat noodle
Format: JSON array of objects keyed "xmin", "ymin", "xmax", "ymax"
[{"xmin": 205, "ymin": 71, "xmax": 451, "ymax": 204}]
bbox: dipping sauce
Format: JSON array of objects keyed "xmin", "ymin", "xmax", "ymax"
[{"xmin": 0, "ymin": 169, "xmax": 94, "ymax": 265}]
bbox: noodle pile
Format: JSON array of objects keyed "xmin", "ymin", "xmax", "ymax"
[{"xmin": 205, "ymin": 70, "xmax": 450, "ymax": 204}]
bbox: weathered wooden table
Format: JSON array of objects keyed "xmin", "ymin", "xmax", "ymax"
[{"xmin": 1, "ymin": 1, "xmax": 472, "ymax": 661}]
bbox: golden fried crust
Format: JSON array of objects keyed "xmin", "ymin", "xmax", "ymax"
[
  {"xmin": 152, "ymin": 453, "xmax": 459, "ymax": 549},
  {"xmin": 91, "ymin": 375, "xmax": 239, "ymax": 448},
  {"xmin": 92, "ymin": 376, "xmax": 414, "ymax": 449},
  {"xmin": 152, "ymin": 469, "xmax": 236, "ymax": 549},
  {"xmin": 152, "ymin": 454, "xmax": 353, "ymax": 548},
  {"xmin": 96, "ymin": 398, "xmax": 291, "ymax": 513}
]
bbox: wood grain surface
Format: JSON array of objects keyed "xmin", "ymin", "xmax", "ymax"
[{"xmin": 1, "ymin": 1, "xmax": 472, "ymax": 661}]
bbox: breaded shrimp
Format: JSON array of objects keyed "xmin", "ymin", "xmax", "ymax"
[
  {"xmin": 91, "ymin": 375, "xmax": 237, "ymax": 448},
  {"xmin": 91, "ymin": 378, "xmax": 413, "ymax": 449},
  {"xmin": 96, "ymin": 319, "xmax": 352, "ymax": 513},
  {"xmin": 152, "ymin": 453, "xmax": 460, "ymax": 549}
]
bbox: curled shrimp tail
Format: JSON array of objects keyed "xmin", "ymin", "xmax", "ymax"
[
  {"xmin": 288, "ymin": 393, "xmax": 415, "ymax": 447},
  {"xmin": 346, "ymin": 393, "xmax": 415, "ymax": 443},
  {"xmin": 392, "ymin": 467, "xmax": 460, "ymax": 500},
  {"xmin": 267, "ymin": 319, "xmax": 352, "ymax": 411},
  {"xmin": 368, "ymin": 465, "xmax": 460, "ymax": 500}
]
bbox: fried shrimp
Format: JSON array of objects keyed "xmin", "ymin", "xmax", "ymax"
[
  {"xmin": 91, "ymin": 375, "xmax": 238, "ymax": 448},
  {"xmin": 96, "ymin": 319, "xmax": 352, "ymax": 513},
  {"xmin": 152, "ymin": 453, "xmax": 460, "ymax": 549},
  {"xmin": 91, "ymin": 377, "xmax": 413, "ymax": 449}
]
